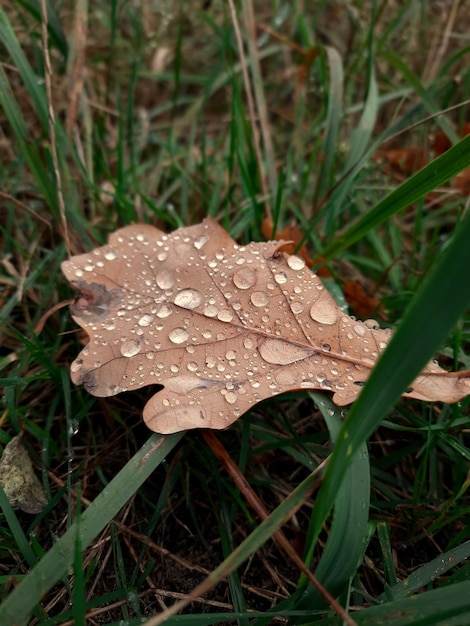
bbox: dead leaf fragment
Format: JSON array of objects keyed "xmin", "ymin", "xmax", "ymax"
[
  {"xmin": 62, "ymin": 218, "xmax": 470, "ymax": 434},
  {"xmin": 0, "ymin": 435, "xmax": 48, "ymax": 514}
]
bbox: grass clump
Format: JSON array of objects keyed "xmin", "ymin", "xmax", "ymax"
[{"xmin": 1, "ymin": 1, "xmax": 470, "ymax": 625}]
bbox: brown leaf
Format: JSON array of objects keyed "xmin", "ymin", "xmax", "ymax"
[
  {"xmin": 62, "ymin": 218, "xmax": 470, "ymax": 434},
  {"xmin": 0, "ymin": 435, "xmax": 48, "ymax": 514}
]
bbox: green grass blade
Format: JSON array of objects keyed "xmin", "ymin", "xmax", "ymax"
[
  {"xmin": 381, "ymin": 540, "xmax": 470, "ymax": 601},
  {"xmin": 382, "ymin": 50, "xmax": 458, "ymax": 143},
  {"xmin": 0, "ymin": 7, "xmax": 49, "ymax": 129},
  {"xmin": 13, "ymin": 0, "xmax": 68, "ymax": 59},
  {"xmin": 304, "ymin": 207, "xmax": 470, "ymax": 568},
  {"xmin": 321, "ymin": 580, "xmax": 470, "ymax": 625},
  {"xmin": 0, "ymin": 433, "xmax": 183, "ymax": 626},
  {"xmin": 0, "ymin": 67, "xmax": 58, "ymax": 215},
  {"xmin": 159, "ymin": 463, "xmax": 327, "ymax": 626},
  {"xmin": 315, "ymin": 45, "xmax": 343, "ymax": 210},
  {"xmin": 0, "ymin": 485, "xmax": 38, "ymax": 569},
  {"xmin": 320, "ymin": 133, "xmax": 470, "ymax": 259},
  {"xmin": 294, "ymin": 394, "xmax": 370, "ymax": 613}
]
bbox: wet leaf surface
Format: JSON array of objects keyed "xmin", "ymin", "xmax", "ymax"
[{"xmin": 62, "ymin": 218, "xmax": 470, "ymax": 434}]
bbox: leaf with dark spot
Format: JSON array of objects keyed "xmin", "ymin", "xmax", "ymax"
[{"xmin": 61, "ymin": 218, "xmax": 470, "ymax": 434}]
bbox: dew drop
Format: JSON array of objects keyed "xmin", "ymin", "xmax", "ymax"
[
  {"xmin": 218, "ymin": 309, "xmax": 233, "ymax": 322},
  {"xmin": 174, "ymin": 288, "xmax": 202, "ymax": 309},
  {"xmin": 169, "ymin": 327, "xmax": 189, "ymax": 344},
  {"xmin": 120, "ymin": 339, "xmax": 142, "ymax": 357},
  {"xmin": 233, "ymin": 267, "xmax": 257, "ymax": 290},
  {"xmin": 204, "ymin": 304, "xmax": 218, "ymax": 317},
  {"xmin": 156, "ymin": 269, "xmax": 175, "ymax": 290},
  {"xmin": 206, "ymin": 356, "xmax": 216, "ymax": 368},
  {"xmin": 310, "ymin": 294, "xmax": 338, "ymax": 325},
  {"xmin": 187, "ymin": 361, "xmax": 198, "ymax": 371},
  {"xmin": 250, "ymin": 291, "xmax": 268, "ymax": 307},
  {"xmin": 194, "ymin": 235, "xmax": 209, "ymax": 249},
  {"xmin": 156, "ymin": 304, "xmax": 172, "ymax": 318},
  {"xmin": 104, "ymin": 250, "xmax": 117, "ymax": 260},
  {"xmin": 225, "ymin": 391, "xmax": 237, "ymax": 404},
  {"xmin": 71, "ymin": 359, "xmax": 82, "ymax": 373},
  {"xmin": 291, "ymin": 301, "xmax": 304, "ymax": 314},
  {"xmin": 275, "ymin": 272, "xmax": 287, "ymax": 284},
  {"xmin": 68, "ymin": 418, "xmax": 79, "ymax": 436},
  {"xmin": 287, "ymin": 255, "xmax": 305, "ymax": 271},
  {"xmin": 244, "ymin": 337, "xmax": 254, "ymax": 350},
  {"xmin": 138, "ymin": 314, "xmax": 154, "ymax": 327},
  {"xmin": 353, "ymin": 324, "xmax": 366, "ymax": 337},
  {"xmin": 259, "ymin": 338, "xmax": 315, "ymax": 365}
]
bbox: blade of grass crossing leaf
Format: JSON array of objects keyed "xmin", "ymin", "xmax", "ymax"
[
  {"xmin": 321, "ymin": 133, "xmax": 470, "ymax": 259},
  {"xmin": 303, "ymin": 208, "xmax": 470, "ymax": 577},
  {"xmin": 292, "ymin": 394, "xmax": 370, "ymax": 615},
  {"xmin": 0, "ymin": 433, "xmax": 184, "ymax": 626}
]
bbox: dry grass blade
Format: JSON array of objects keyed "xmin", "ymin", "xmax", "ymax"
[
  {"xmin": 40, "ymin": 0, "xmax": 70, "ymax": 254},
  {"xmin": 61, "ymin": 218, "xmax": 470, "ymax": 434},
  {"xmin": 228, "ymin": 0, "xmax": 272, "ymax": 220}
]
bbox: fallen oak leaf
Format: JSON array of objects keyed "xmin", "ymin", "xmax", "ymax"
[{"xmin": 61, "ymin": 218, "xmax": 470, "ymax": 434}]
